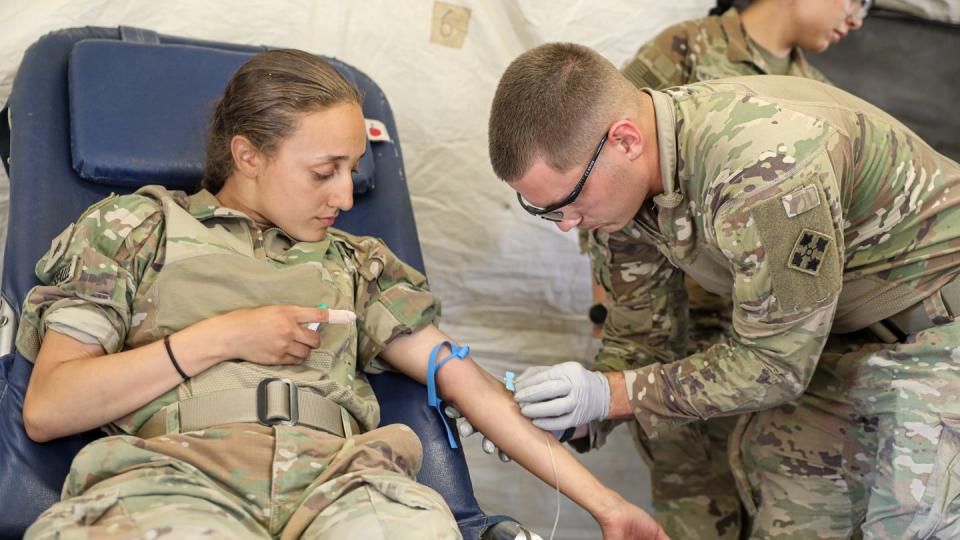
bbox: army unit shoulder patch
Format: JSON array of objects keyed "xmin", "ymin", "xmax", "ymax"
[{"xmin": 788, "ymin": 229, "xmax": 832, "ymax": 275}]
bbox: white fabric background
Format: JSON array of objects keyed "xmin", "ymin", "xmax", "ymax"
[
  {"xmin": 878, "ymin": 0, "xmax": 960, "ymax": 22},
  {"xmin": 0, "ymin": 2, "xmax": 712, "ymax": 537}
]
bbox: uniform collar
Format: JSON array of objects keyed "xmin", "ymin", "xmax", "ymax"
[
  {"xmin": 720, "ymin": 9, "xmax": 754, "ymax": 65},
  {"xmin": 187, "ymin": 189, "xmax": 249, "ymax": 221},
  {"xmin": 643, "ymin": 88, "xmax": 683, "ymax": 210},
  {"xmin": 721, "ymin": 8, "xmax": 814, "ymax": 77},
  {"xmin": 787, "ymin": 48, "xmax": 817, "ymax": 77},
  {"xmin": 186, "ymin": 189, "xmax": 299, "ymax": 247}
]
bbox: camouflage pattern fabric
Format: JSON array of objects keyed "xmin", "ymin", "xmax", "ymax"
[
  {"xmin": 584, "ymin": 220, "xmax": 741, "ymax": 539},
  {"xmin": 736, "ymin": 321, "xmax": 960, "ymax": 539},
  {"xmin": 620, "ymin": 8, "xmax": 829, "ymax": 92},
  {"xmin": 16, "ymin": 186, "xmax": 452, "ymax": 535},
  {"xmin": 578, "ymin": 9, "xmax": 832, "ymax": 538},
  {"xmin": 17, "ymin": 186, "xmax": 440, "ymax": 435},
  {"xmin": 613, "ymin": 76, "xmax": 960, "ymax": 537},
  {"xmin": 25, "ymin": 423, "xmax": 460, "ymax": 539}
]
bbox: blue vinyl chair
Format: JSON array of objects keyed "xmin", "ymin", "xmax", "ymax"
[{"xmin": 0, "ymin": 26, "xmax": 528, "ymax": 540}]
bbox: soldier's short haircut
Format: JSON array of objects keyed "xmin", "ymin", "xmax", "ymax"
[
  {"xmin": 202, "ymin": 50, "xmax": 361, "ymax": 193},
  {"xmin": 488, "ymin": 43, "xmax": 637, "ymax": 181}
]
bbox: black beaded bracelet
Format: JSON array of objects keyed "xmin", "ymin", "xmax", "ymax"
[{"xmin": 163, "ymin": 335, "xmax": 189, "ymax": 381}]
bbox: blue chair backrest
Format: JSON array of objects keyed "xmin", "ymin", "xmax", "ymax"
[{"xmin": 0, "ymin": 26, "xmax": 497, "ymax": 540}]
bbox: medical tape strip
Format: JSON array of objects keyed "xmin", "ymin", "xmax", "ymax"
[{"xmin": 426, "ymin": 340, "xmax": 470, "ymax": 449}]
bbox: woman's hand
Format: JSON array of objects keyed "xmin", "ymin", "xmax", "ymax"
[
  {"xmin": 597, "ymin": 500, "xmax": 670, "ymax": 540},
  {"xmin": 205, "ymin": 305, "xmax": 342, "ymax": 365}
]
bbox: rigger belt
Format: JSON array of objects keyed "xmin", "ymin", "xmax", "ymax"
[
  {"xmin": 137, "ymin": 378, "xmax": 360, "ymax": 439},
  {"xmin": 868, "ymin": 274, "xmax": 960, "ymax": 343}
]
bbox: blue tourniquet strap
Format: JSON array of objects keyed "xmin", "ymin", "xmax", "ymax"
[{"xmin": 427, "ymin": 340, "xmax": 470, "ymax": 448}]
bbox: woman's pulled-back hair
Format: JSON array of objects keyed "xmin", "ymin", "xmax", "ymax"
[{"xmin": 202, "ymin": 49, "xmax": 361, "ymax": 193}]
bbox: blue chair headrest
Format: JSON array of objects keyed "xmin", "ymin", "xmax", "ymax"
[{"xmin": 68, "ymin": 39, "xmax": 376, "ymax": 192}]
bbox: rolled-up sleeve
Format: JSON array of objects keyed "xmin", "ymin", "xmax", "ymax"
[
  {"xmin": 16, "ymin": 195, "xmax": 164, "ymax": 361},
  {"xmin": 352, "ymin": 238, "xmax": 440, "ymax": 373}
]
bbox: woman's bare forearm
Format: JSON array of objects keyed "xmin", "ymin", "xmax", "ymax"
[
  {"xmin": 443, "ymin": 362, "xmax": 626, "ymax": 521},
  {"xmin": 381, "ymin": 326, "xmax": 628, "ymax": 524},
  {"xmin": 22, "ymin": 322, "xmax": 226, "ymax": 442},
  {"xmin": 24, "ymin": 305, "xmax": 331, "ymax": 442}
]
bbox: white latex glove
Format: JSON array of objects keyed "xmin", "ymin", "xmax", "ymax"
[
  {"xmin": 444, "ymin": 405, "xmax": 511, "ymax": 462},
  {"xmin": 513, "ymin": 362, "xmax": 610, "ymax": 432}
]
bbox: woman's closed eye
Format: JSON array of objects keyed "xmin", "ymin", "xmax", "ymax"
[{"xmin": 313, "ymin": 169, "xmax": 336, "ymax": 181}]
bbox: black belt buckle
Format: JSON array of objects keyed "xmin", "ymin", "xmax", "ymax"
[{"xmin": 257, "ymin": 377, "xmax": 299, "ymax": 426}]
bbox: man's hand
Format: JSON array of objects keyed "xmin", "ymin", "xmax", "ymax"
[
  {"xmin": 443, "ymin": 405, "xmax": 511, "ymax": 462},
  {"xmin": 513, "ymin": 362, "xmax": 610, "ymax": 432}
]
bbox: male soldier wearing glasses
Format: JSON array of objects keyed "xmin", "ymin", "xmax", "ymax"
[
  {"xmin": 572, "ymin": 0, "xmax": 870, "ymax": 537},
  {"xmin": 470, "ymin": 5, "xmax": 872, "ymax": 538},
  {"xmin": 489, "ymin": 42, "xmax": 960, "ymax": 539},
  {"xmin": 576, "ymin": 1, "xmax": 869, "ymax": 537}
]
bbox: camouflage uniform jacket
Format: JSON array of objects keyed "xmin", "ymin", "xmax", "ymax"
[
  {"xmin": 612, "ymin": 76, "xmax": 960, "ymax": 437},
  {"xmin": 16, "ymin": 186, "xmax": 439, "ymax": 435},
  {"xmin": 621, "ymin": 8, "xmax": 830, "ymax": 90}
]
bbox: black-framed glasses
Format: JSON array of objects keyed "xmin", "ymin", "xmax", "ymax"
[{"xmin": 516, "ymin": 132, "xmax": 608, "ymax": 222}]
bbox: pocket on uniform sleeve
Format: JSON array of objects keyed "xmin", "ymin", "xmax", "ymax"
[{"xmin": 72, "ymin": 248, "xmax": 132, "ymax": 310}]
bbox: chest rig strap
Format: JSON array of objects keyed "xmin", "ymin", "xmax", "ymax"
[
  {"xmin": 867, "ymin": 272, "xmax": 960, "ymax": 343},
  {"xmin": 137, "ymin": 378, "xmax": 360, "ymax": 439}
]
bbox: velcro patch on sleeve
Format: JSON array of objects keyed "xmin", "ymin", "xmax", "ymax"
[
  {"xmin": 780, "ymin": 184, "xmax": 821, "ymax": 218},
  {"xmin": 40, "ymin": 223, "xmax": 76, "ymax": 278},
  {"xmin": 750, "ymin": 180, "xmax": 841, "ymax": 312}
]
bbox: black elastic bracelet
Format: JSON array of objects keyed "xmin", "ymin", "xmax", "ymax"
[
  {"xmin": 558, "ymin": 427, "xmax": 577, "ymax": 443},
  {"xmin": 163, "ymin": 335, "xmax": 189, "ymax": 381}
]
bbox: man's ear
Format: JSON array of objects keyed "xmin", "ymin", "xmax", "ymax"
[
  {"xmin": 609, "ymin": 119, "xmax": 645, "ymax": 161},
  {"xmin": 230, "ymin": 135, "xmax": 261, "ymax": 180}
]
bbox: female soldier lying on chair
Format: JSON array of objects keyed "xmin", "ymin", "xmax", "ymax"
[{"xmin": 16, "ymin": 49, "xmax": 666, "ymax": 540}]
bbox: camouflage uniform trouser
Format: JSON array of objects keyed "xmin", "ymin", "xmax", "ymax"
[
  {"xmin": 638, "ymin": 277, "xmax": 742, "ymax": 540},
  {"xmin": 581, "ymin": 276, "xmax": 739, "ymax": 540},
  {"xmin": 25, "ymin": 423, "xmax": 461, "ymax": 540},
  {"xmin": 632, "ymin": 415, "xmax": 742, "ymax": 540},
  {"xmin": 595, "ymin": 280, "xmax": 743, "ymax": 540},
  {"xmin": 585, "ymin": 228, "xmax": 744, "ymax": 540},
  {"xmin": 732, "ymin": 319, "xmax": 960, "ymax": 539}
]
